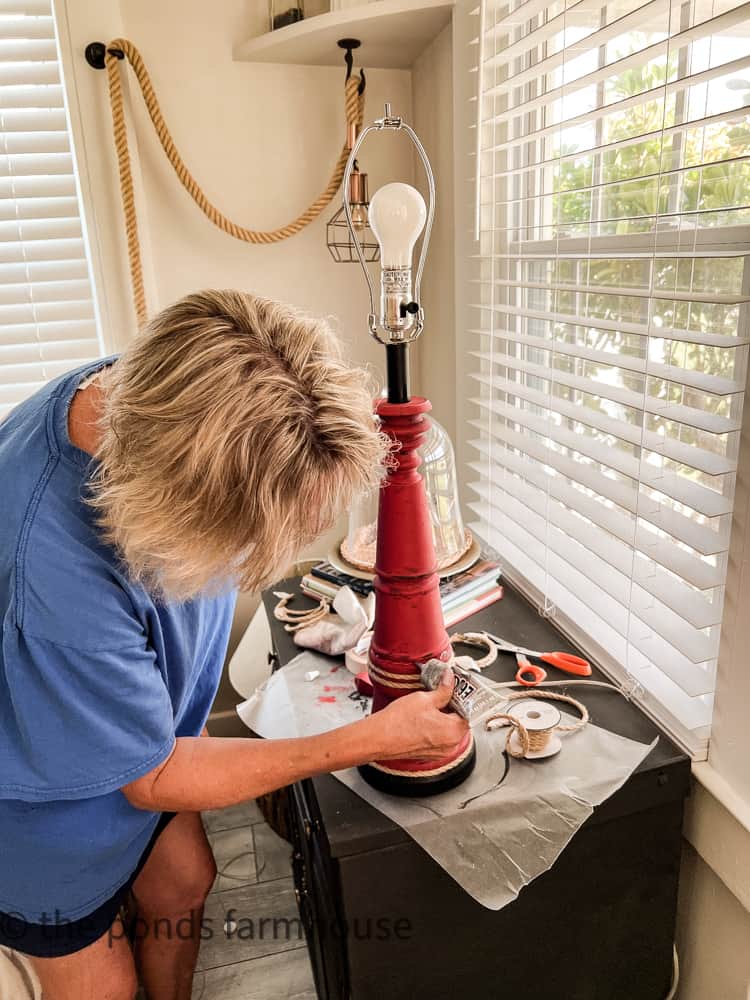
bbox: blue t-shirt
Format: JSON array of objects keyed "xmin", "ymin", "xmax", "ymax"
[{"xmin": 0, "ymin": 358, "xmax": 237, "ymax": 922}]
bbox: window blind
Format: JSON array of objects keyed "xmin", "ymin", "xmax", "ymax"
[
  {"xmin": 0, "ymin": 0, "xmax": 101, "ymax": 420},
  {"xmin": 467, "ymin": 0, "xmax": 750, "ymax": 755}
]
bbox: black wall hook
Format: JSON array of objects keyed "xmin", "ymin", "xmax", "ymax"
[
  {"xmin": 85, "ymin": 41, "xmax": 124, "ymax": 70},
  {"xmin": 337, "ymin": 38, "xmax": 361, "ymax": 81}
]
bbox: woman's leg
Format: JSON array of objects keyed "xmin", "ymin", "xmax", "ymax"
[
  {"xmin": 130, "ymin": 811, "xmax": 216, "ymax": 1000},
  {"xmin": 30, "ymin": 916, "xmax": 137, "ymax": 1000}
]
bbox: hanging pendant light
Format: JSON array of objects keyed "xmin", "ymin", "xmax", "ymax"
[
  {"xmin": 327, "ymin": 160, "xmax": 379, "ymax": 262},
  {"xmin": 326, "ymin": 39, "xmax": 379, "ymax": 263}
]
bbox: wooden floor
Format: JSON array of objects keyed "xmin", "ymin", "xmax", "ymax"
[{"xmin": 192, "ymin": 801, "xmax": 316, "ymax": 1000}]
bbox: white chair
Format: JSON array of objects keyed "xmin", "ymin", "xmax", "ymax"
[
  {"xmin": 228, "ymin": 601, "xmax": 273, "ymax": 700},
  {"xmin": 0, "ymin": 947, "xmax": 41, "ymax": 1000}
]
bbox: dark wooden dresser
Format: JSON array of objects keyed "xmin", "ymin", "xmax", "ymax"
[{"xmin": 262, "ymin": 579, "xmax": 690, "ymax": 1000}]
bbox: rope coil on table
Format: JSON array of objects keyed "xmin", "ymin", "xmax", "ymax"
[
  {"xmin": 102, "ymin": 39, "xmax": 365, "ymax": 324},
  {"xmin": 485, "ymin": 690, "xmax": 589, "ymax": 759}
]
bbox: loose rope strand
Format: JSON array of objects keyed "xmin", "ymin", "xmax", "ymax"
[{"xmin": 103, "ymin": 39, "xmax": 365, "ymax": 323}]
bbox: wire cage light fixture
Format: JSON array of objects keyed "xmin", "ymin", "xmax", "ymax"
[{"xmin": 326, "ymin": 39, "xmax": 379, "ymax": 263}]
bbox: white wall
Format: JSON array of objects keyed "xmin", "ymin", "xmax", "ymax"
[
  {"xmin": 411, "ymin": 23, "xmax": 456, "ymax": 442},
  {"xmin": 677, "ymin": 845, "xmax": 750, "ymax": 1000},
  {"xmin": 61, "ymin": 0, "xmax": 413, "ymax": 368}
]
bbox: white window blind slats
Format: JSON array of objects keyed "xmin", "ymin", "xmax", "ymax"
[
  {"xmin": 469, "ymin": 473, "xmax": 724, "ymax": 630},
  {"xmin": 486, "ymin": 3, "xmax": 750, "ymax": 106},
  {"xmin": 0, "ymin": 297, "xmax": 94, "ymax": 326},
  {"xmin": 471, "ymin": 388, "xmax": 736, "ymax": 477},
  {"xmin": 467, "ymin": 0, "xmax": 750, "ymax": 754},
  {"xmin": 3, "ymin": 131, "xmax": 72, "ymax": 154},
  {"xmin": 3, "ymin": 348, "xmax": 101, "ymax": 385},
  {"xmin": 470, "ymin": 515, "xmax": 714, "ymax": 737},
  {"xmin": 470, "ymin": 348, "xmax": 740, "ymax": 435},
  {"xmin": 0, "ymin": 319, "xmax": 98, "ymax": 348},
  {"xmin": 0, "ymin": 237, "xmax": 87, "ymax": 263},
  {"xmin": 0, "ymin": 14, "xmax": 53, "ymax": 39},
  {"xmin": 0, "ymin": 38, "xmax": 62, "ymax": 62},
  {"xmin": 467, "ymin": 495, "xmax": 720, "ymax": 671},
  {"xmin": 0, "ymin": 152, "xmax": 74, "ymax": 176},
  {"xmin": 0, "ymin": 195, "xmax": 81, "ymax": 220},
  {"xmin": 489, "ymin": 108, "xmax": 750, "ymax": 178},
  {"xmin": 0, "ymin": 175, "xmax": 76, "ymax": 199},
  {"xmin": 0, "ymin": 83, "xmax": 63, "ymax": 109},
  {"xmin": 0, "ymin": 217, "xmax": 81, "ymax": 242},
  {"xmin": 471, "ymin": 405, "xmax": 734, "ymax": 516},
  {"xmin": 474, "ymin": 327, "xmax": 745, "ymax": 393},
  {"xmin": 483, "ymin": 0, "xmax": 664, "ymax": 67},
  {"xmin": 467, "ymin": 456, "xmax": 725, "ymax": 589},
  {"xmin": 0, "ymin": 61, "xmax": 58, "ymax": 87},
  {"xmin": 0, "ymin": 258, "xmax": 89, "ymax": 284},
  {"xmin": 472, "ymin": 298, "xmax": 750, "ymax": 348},
  {"xmin": 488, "ymin": 1, "xmax": 750, "ymax": 98},
  {"xmin": 0, "ymin": 353, "xmax": 96, "ymax": 408},
  {"xmin": 487, "ymin": 0, "xmax": 597, "ymax": 32},
  {"xmin": 0, "ymin": 2, "xmax": 102, "ymax": 422},
  {"xmin": 1, "ymin": 107, "xmax": 67, "ymax": 131},
  {"xmin": 0, "ymin": 277, "xmax": 92, "ymax": 304},
  {"xmin": 471, "ymin": 424, "xmax": 733, "ymax": 560},
  {"xmin": 0, "ymin": 0, "xmax": 51, "ymax": 13},
  {"xmin": 475, "ymin": 280, "xmax": 749, "ymax": 309},
  {"xmin": 484, "ymin": 60, "xmax": 750, "ymax": 155},
  {"xmin": 492, "ymin": 157, "xmax": 750, "ymax": 211},
  {"xmin": 468, "ymin": 430, "xmax": 733, "ymax": 559},
  {"xmin": 475, "ymin": 242, "xmax": 750, "ymax": 258},
  {"xmin": 0, "ymin": 336, "xmax": 102, "ymax": 368}
]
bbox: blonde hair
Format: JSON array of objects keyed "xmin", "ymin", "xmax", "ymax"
[{"xmin": 90, "ymin": 290, "xmax": 388, "ymax": 599}]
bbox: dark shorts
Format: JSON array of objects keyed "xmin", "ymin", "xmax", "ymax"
[{"xmin": 0, "ymin": 811, "xmax": 177, "ymax": 959}]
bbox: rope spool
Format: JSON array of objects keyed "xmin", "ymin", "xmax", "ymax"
[
  {"xmin": 100, "ymin": 39, "xmax": 366, "ymax": 324},
  {"xmin": 485, "ymin": 690, "xmax": 589, "ymax": 760}
]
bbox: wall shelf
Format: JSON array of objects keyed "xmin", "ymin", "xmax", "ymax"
[{"xmin": 233, "ymin": 0, "xmax": 454, "ymax": 69}]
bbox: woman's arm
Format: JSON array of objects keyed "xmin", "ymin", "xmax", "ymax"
[{"xmin": 123, "ymin": 670, "xmax": 466, "ymax": 812}]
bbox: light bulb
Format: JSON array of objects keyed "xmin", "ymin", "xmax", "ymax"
[
  {"xmin": 350, "ymin": 202, "xmax": 369, "ymax": 232},
  {"xmin": 368, "ymin": 183, "xmax": 427, "ymax": 268}
]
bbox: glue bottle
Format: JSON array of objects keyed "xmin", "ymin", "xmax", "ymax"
[{"xmin": 420, "ymin": 659, "xmax": 506, "ymax": 724}]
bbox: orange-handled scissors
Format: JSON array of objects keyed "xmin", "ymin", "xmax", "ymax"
[
  {"xmin": 514, "ymin": 653, "xmax": 548, "ymax": 687},
  {"xmin": 483, "ymin": 632, "xmax": 592, "ymax": 682}
]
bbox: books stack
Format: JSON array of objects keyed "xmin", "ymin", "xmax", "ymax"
[
  {"xmin": 439, "ymin": 558, "xmax": 503, "ymax": 628},
  {"xmin": 302, "ymin": 559, "xmax": 502, "ymax": 629}
]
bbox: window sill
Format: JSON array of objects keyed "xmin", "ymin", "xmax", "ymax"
[{"xmin": 685, "ymin": 762, "xmax": 750, "ymax": 913}]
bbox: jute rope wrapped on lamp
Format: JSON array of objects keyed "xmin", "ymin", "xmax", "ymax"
[{"xmin": 96, "ymin": 39, "xmax": 365, "ymax": 323}]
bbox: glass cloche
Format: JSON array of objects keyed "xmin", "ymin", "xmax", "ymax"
[{"xmin": 341, "ymin": 415, "xmax": 472, "ymax": 573}]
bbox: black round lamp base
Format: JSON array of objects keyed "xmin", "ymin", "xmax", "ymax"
[{"xmin": 357, "ymin": 740, "xmax": 476, "ymax": 798}]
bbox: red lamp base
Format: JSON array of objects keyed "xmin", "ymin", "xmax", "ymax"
[{"xmin": 359, "ymin": 396, "xmax": 476, "ymax": 797}]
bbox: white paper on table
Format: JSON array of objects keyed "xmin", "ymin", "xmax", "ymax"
[
  {"xmin": 236, "ymin": 651, "xmax": 367, "ymax": 737},
  {"xmin": 237, "ymin": 651, "xmax": 655, "ymax": 911}
]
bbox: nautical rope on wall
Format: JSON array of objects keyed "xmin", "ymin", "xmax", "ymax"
[{"xmin": 103, "ymin": 39, "xmax": 366, "ymax": 324}]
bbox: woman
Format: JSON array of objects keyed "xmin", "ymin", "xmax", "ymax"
[{"xmin": 0, "ymin": 290, "xmax": 466, "ymax": 1000}]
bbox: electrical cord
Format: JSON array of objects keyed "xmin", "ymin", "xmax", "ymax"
[
  {"xmin": 665, "ymin": 944, "xmax": 680, "ymax": 999},
  {"xmin": 488, "ymin": 678, "xmax": 624, "ymax": 693}
]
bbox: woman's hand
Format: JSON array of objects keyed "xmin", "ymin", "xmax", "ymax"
[
  {"xmin": 124, "ymin": 669, "xmax": 469, "ymax": 814},
  {"xmin": 368, "ymin": 668, "xmax": 469, "ymax": 762}
]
